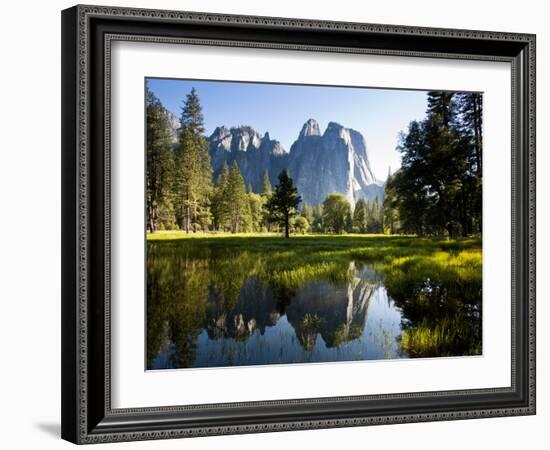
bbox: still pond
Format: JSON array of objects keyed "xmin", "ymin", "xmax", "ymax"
[{"xmin": 146, "ymin": 235, "xmax": 482, "ymax": 369}]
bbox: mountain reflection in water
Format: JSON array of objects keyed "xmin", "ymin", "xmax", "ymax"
[{"xmin": 147, "ymin": 240, "xmax": 481, "ymax": 369}]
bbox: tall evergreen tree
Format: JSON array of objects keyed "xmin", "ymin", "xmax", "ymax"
[
  {"xmin": 300, "ymin": 203, "xmax": 314, "ymax": 225},
  {"xmin": 345, "ymin": 210, "xmax": 353, "ymax": 233},
  {"xmin": 266, "ymin": 170, "xmax": 302, "ymax": 238},
  {"xmin": 311, "ymin": 205, "xmax": 324, "ymax": 233},
  {"xmin": 385, "ymin": 91, "xmax": 482, "ymax": 237},
  {"xmin": 211, "ymin": 161, "xmax": 229, "ymax": 231},
  {"xmin": 261, "ymin": 170, "xmax": 272, "ymax": 196},
  {"xmin": 225, "ymin": 161, "xmax": 248, "ymax": 233},
  {"xmin": 352, "ymin": 199, "xmax": 368, "ymax": 233},
  {"xmin": 427, "ymin": 91, "xmax": 456, "ymax": 129},
  {"xmin": 457, "ymin": 92, "xmax": 483, "ymax": 175},
  {"xmin": 456, "ymin": 92, "xmax": 483, "ymax": 233},
  {"xmin": 368, "ymin": 196, "xmax": 383, "ymax": 233},
  {"xmin": 174, "ymin": 88, "xmax": 212, "ymax": 232},
  {"xmin": 146, "ymin": 85, "xmax": 174, "ymax": 232},
  {"xmin": 382, "ymin": 174, "xmax": 400, "ymax": 234},
  {"xmin": 180, "ymin": 88, "xmax": 205, "ymax": 135}
]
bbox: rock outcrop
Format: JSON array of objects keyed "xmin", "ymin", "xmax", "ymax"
[
  {"xmin": 287, "ymin": 119, "xmax": 382, "ymax": 206},
  {"xmin": 208, "ymin": 126, "xmax": 289, "ymax": 193},
  {"xmin": 199, "ymin": 118, "xmax": 383, "ymax": 205}
]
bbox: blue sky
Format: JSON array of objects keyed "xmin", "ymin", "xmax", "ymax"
[{"xmin": 147, "ymin": 78, "xmax": 429, "ymax": 181}]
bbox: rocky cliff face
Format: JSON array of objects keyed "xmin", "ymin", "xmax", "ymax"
[
  {"xmin": 164, "ymin": 110, "xmax": 181, "ymax": 144},
  {"xmin": 287, "ymin": 119, "xmax": 382, "ymax": 206},
  {"xmin": 208, "ymin": 126, "xmax": 289, "ymax": 192},
  {"xmin": 191, "ymin": 118, "xmax": 383, "ymax": 205}
]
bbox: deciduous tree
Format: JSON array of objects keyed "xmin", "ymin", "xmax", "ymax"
[{"xmin": 322, "ymin": 193, "xmax": 351, "ymax": 234}]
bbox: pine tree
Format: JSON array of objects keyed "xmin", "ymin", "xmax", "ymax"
[
  {"xmin": 225, "ymin": 161, "xmax": 248, "ymax": 233},
  {"xmin": 312, "ymin": 205, "xmax": 324, "ymax": 233},
  {"xmin": 146, "ymin": 85, "xmax": 174, "ymax": 232},
  {"xmin": 352, "ymin": 199, "xmax": 368, "ymax": 233},
  {"xmin": 345, "ymin": 210, "xmax": 353, "ymax": 233},
  {"xmin": 386, "ymin": 90, "xmax": 482, "ymax": 237},
  {"xmin": 456, "ymin": 92, "xmax": 483, "ymax": 233},
  {"xmin": 301, "ymin": 203, "xmax": 314, "ymax": 224},
  {"xmin": 266, "ymin": 170, "xmax": 302, "ymax": 238},
  {"xmin": 382, "ymin": 174, "xmax": 400, "ymax": 234},
  {"xmin": 174, "ymin": 129, "xmax": 199, "ymax": 232},
  {"xmin": 427, "ymin": 91, "xmax": 456, "ymax": 130},
  {"xmin": 174, "ymin": 88, "xmax": 212, "ymax": 232},
  {"xmin": 261, "ymin": 170, "xmax": 272, "ymax": 197},
  {"xmin": 425, "ymin": 92, "xmax": 463, "ymax": 237},
  {"xmin": 180, "ymin": 88, "xmax": 205, "ymax": 135},
  {"xmin": 456, "ymin": 92, "xmax": 483, "ymax": 175},
  {"xmin": 211, "ymin": 161, "xmax": 229, "ymax": 231}
]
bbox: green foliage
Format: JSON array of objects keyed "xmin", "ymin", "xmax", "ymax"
[
  {"xmin": 146, "ymin": 87, "xmax": 482, "ymax": 240},
  {"xmin": 173, "ymin": 88, "xmax": 212, "ymax": 232},
  {"xmin": 146, "ymin": 84, "xmax": 175, "ymax": 232},
  {"xmin": 211, "ymin": 162, "xmax": 230, "ymax": 230},
  {"xmin": 300, "ymin": 203, "xmax": 314, "ymax": 224},
  {"xmin": 266, "ymin": 170, "xmax": 302, "ymax": 238},
  {"xmin": 322, "ymin": 193, "xmax": 351, "ymax": 234},
  {"xmin": 247, "ymin": 192, "xmax": 266, "ymax": 232},
  {"xmin": 382, "ymin": 176, "xmax": 400, "ymax": 234},
  {"xmin": 146, "ymin": 234, "xmax": 481, "ymax": 363},
  {"xmin": 180, "ymin": 87, "xmax": 205, "ymax": 135},
  {"xmin": 366, "ymin": 197, "xmax": 383, "ymax": 234},
  {"xmin": 293, "ymin": 216, "xmax": 310, "ymax": 234},
  {"xmin": 261, "ymin": 170, "xmax": 272, "ymax": 196},
  {"xmin": 386, "ymin": 91, "xmax": 483, "ymax": 237},
  {"xmin": 311, "ymin": 205, "xmax": 324, "ymax": 232},
  {"xmin": 401, "ymin": 315, "xmax": 481, "ymax": 357},
  {"xmin": 157, "ymin": 197, "xmax": 177, "ymax": 230},
  {"xmin": 352, "ymin": 199, "xmax": 368, "ymax": 233},
  {"xmin": 225, "ymin": 161, "xmax": 249, "ymax": 233}
]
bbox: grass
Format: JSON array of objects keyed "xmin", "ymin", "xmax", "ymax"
[
  {"xmin": 147, "ymin": 232, "xmax": 482, "ymax": 358},
  {"xmin": 147, "ymin": 232, "xmax": 481, "ymax": 289},
  {"xmin": 400, "ymin": 315, "xmax": 482, "ymax": 357}
]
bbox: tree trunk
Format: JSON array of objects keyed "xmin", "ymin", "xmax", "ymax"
[
  {"xmin": 284, "ymin": 214, "xmax": 289, "ymax": 239},
  {"xmin": 446, "ymin": 223, "xmax": 455, "ymax": 239},
  {"xmin": 473, "ymin": 95, "xmax": 482, "ymax": 175},
  {"xmin": 185, "ymin": 205, "xmax": 191, "ymax": 233}
]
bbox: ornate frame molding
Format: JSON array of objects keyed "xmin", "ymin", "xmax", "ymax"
[{"xmin": 61, "ymin": 4, "xmax": 536, "ymax": 444}]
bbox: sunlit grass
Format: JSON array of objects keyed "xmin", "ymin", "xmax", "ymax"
[
  {"xmin": 147, "ymin": 232, "xmax": 482, "ymax": 360},
  {"xmin": 400, "ymin": 316, "xmax": 482, "ymax": 357},
  {"xmin": 147, "ymin": 232, "xmax": 481, "ymax": 291}
]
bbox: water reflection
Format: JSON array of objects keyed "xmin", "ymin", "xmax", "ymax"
[{"xmin": 147, "ymin": 241, "xmax": 482, "ymax": 369}]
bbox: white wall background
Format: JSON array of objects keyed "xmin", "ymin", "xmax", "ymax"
[{"xmin": 0, "ymin": 0, "xmax": 545, "ymax": 448}]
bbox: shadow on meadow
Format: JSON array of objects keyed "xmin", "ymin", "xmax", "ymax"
[{"xmin": 146, "ymin": 234, "xmax": 482, "ymax": 368}]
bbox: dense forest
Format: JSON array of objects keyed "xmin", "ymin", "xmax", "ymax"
[
  {"xmin": 384, "ymin": 92, "xmax": 483, "ymax": 237},
  {"xmin": 146, "ymin": 84, "xmax": 482, "ymax": 238}
]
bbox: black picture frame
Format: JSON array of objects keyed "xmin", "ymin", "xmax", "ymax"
[{"xmin": 61, "ymin": 4, "xmax": 536, "ymax": 444}]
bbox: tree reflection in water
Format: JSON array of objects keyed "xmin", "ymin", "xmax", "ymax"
[{"xmin": 147, "ymin": 237, "xmax": 481, "ymax": 369}]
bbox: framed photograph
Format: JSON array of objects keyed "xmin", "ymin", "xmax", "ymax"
[{"xmin": 61, "ymin": 4, "xmax": 536, "ymax": 444}]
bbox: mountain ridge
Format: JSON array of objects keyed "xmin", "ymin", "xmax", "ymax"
[{"xmin": 165, "ymin": 112, "xmax": 384, "ymax": 206}]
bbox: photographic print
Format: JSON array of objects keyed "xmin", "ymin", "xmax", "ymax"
[{"xmin": 145, "ymin": 78, "xmax": 483, "ymax": 370}]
